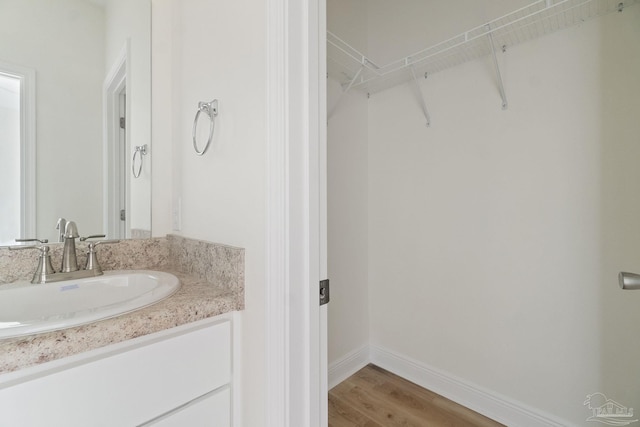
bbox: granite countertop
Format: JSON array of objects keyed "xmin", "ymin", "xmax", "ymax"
[{"xmin": 0, "ymin": 268, "xmax": 243, "ymax": 374}]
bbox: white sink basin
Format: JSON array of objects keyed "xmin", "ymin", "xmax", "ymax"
[{"xmin": 0, "ymin": 270, "xmax": 180, "ymax": 339}]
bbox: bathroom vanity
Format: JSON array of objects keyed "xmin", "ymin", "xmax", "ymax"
[
  {"xmin": 0, "ymin": 316, "xmax": 234, "ymax": 426},
  {"xmin": 0, "ymin": 236, "xmax": 244, "ymax": 427}
]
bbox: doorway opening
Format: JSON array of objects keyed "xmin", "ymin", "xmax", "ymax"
[{"xmin": 0, "ymin": 62, "xmax": 35, "ymax": 245}]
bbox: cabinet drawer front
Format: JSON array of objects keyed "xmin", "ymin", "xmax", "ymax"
[
  {"xmin": 0, "ymin": 319, "xmax": 231, "ymax": 427},
  {"xmin": 142, "ymin": 386, "xmax": 231, "ymax": 427}
]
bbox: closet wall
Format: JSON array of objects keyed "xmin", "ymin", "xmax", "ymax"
[
  {"xmin": 327, "ymin": 0, "xmax": 370, "ymax": 377},
  {"xmin": 328, "ymin": 1, "xmax": 640, "ymax": 425},
  {"xmin": 327, "ymin": 79, "xmax": 369, "ymax": 370}
]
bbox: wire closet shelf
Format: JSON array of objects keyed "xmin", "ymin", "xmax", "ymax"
[{"xmin": 328, "ymin": 0, "xmax": 638, "ymax": 95}]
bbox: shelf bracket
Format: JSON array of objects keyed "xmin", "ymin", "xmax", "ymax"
[
  {"xmin": 409, "ymin": 66, "xmax": 431, "ymax": 127},
  {"xmin": 487, "ymin": 29, "xmax": 508, "ymax": 110},
  {"xmin": 328, "ymin": 65, "xmax": 364, "ymax": 120}
]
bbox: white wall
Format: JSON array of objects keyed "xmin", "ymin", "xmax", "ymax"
[
  {"xmin": 365, "ymin": 7, "xmax": 640, "ymax": 425},
  {"xmin": 327, "ymin": 0, "xmax": 369, "ymax": 56},
  {"xmin": 0, "ymin": 0, "xmax": 104, "ymax": 241},
  {"xmin": 151, "ymin": 1, "xmax": 266, "ymax": 426},
  {"xmin": 327, "ymin": 79, "xmax": 370, "ymax": 368}
]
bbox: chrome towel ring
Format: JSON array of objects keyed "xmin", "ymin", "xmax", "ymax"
[
  {"xmin": 132, "ymin": 144, "xmax": 148, "ymax": 178},
  {"xmin": 192, "ymin": 99, "xmax": 218, "ymax": 156}
]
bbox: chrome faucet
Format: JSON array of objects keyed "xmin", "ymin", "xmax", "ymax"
[
  {"xmin": 10, "ymin": 223, "xmax": 119, "ymax": 284},
  {"xmin": 60, "ymin": 221, "xmax": 80, "ymax": 273},
  {"xmin": 56, "ymin": 218, "xmax": 67, "ymax": 243}
]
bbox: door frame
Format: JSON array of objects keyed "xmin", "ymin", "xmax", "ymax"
[
  {"xmin": 117, "ymin": 90, "xmax": 127, "ymax": 238},
  {"xmin": 265, "ymin": 0, "xmax": 327, "ymax": 426},
  {"xmin": 103, "ymin": 42, "xmax": 130, "ymax": 239}
]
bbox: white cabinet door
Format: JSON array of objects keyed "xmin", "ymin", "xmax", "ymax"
[
  {"xmin": 143, "ymin": 387, "xmax": 231, "ymax": 427},
  {"xmin": 0, "ymin": 319, "xmax": 231, "ymax": 427}
]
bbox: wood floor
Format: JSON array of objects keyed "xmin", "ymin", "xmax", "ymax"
[{"xmin": 328, "ymin": 364, "xmax": 505, "ymax": 427}]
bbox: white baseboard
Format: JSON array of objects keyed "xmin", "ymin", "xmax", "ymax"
[
  {"xmin": 360, "ymin": 345, "xmax": 574, "ymax": 427},
  {"xmin": 328, "ymin": 346, "xmax": 370, "ymax": 390}
]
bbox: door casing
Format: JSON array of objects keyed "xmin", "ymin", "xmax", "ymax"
[
  {"xmin": 103, "ymin": 42, "xmax": 130, "ymax": 239},
  {"xmin": 265, "ymin": 0, "xmax": 328, "ymax": 425}
]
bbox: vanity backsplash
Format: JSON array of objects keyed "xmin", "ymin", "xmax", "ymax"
[{"xmin": 0, "ymin": 235, "xmax": 244, "ymax": 291}]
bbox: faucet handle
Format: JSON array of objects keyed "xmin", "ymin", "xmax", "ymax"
[
  {"xmin": 80, "ymin": 234, "xmax": 106, "ymax": 242},
  {"xmin": 84, "ymin": 239, "xmax": 119, "ymax": 274},
  {"xmin": 14, "ymin": 238, "xmax": 49, "ymax": 245},
  {"xmin": 88, "ymin": 239, "xmax": 120, "ymax": 247},
  {"xmin": 9, "ymin": 241, "xmax": 56, "ymax": 283},
  {"xmin": 80, "ymin": 235, "xmax": 119, "ymax": 247},
  {"xmin": 9, "ymin": 238, "xmax": 49, "ymax": 251}
]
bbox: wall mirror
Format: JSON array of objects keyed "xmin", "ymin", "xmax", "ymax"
[{"xmin": 0, "ymin": 0, "xmax": 151, "ymax": 246}]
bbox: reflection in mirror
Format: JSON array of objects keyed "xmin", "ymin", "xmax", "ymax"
[
  {"xmin": 0, "ymin": 0, "xmax": 151, "ymax": 245},
  {"xmin": 0, "ymin": 73, "xmax": 20, "ymax": 243},
  {"xmin": 0, "ymin": 63, "xmax": 35, "ymax": 244}
]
